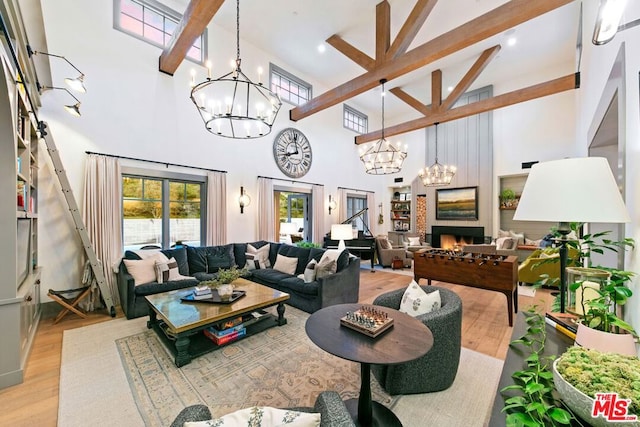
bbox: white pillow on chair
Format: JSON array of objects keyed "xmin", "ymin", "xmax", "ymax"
[{"xmin": 399, "ymin": 280, "xmax": 441, "ymax": 316}]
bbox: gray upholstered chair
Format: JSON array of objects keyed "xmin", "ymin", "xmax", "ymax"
[
  {"xmin": 375, "ymin": 235, "xmax": 411, "ymax": 268},
  {"xmin": 169, "ymin": 391, "xmax": 355, "ymax": 427},
  {"xmin": 372, "ymin": 285, "xmax": 462, "ymax": 395}
]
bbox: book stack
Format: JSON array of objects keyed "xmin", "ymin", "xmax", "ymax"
[
  {"xmin": 192, "ymin": 285, "xmax": 213, "ymax": 300},
  {"xmin": 545, "ymin": 312, "xmax": 578, "ymax": 340},
  {"xmin": 204, "ymin": 324, "xmax": 246, "ymax": 345}
]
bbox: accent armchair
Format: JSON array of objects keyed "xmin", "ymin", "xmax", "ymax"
[
  {"xmin": 402, "ymin": 232, "xmax": 431, "ymax": 258},
  {"xmin": 371, "ymin": 285, "xmax": 462, "ymax": 395},
  {"xmin": 375, "ymin": 235, "xmax": 411, "ymax": 268},
  {"xmin": 518, "ymin": 247, "xmax": 580, "ymax": 286}
]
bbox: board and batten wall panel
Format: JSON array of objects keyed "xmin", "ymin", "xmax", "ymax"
[{"xmin": 416, "ymin": 86, "xmax": 493, "ymax": 240}]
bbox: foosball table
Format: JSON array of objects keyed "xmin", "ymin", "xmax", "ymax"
[{"xmin": 413, "ymin": 249, "xmax": 518, "ymax": 326}]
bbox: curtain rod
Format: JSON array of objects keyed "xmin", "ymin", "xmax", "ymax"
[
  {"xmin": 85, "ymin": 151, "xmax": 227, "ymax": 173},
  {"xmin": 338, "ymin": 186, "xmax": 374, "ymax": 194},
  {"xmin": 257, "ymin": 175, "xmax": 323, "ymax": 187}
]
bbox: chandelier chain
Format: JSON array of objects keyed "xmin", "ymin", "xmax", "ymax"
[{"xmin": 235, "ymin": 0, "xmax": 240, "ymax": 63}]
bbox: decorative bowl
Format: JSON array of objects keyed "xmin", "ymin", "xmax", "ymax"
[{"xmin": 553, "ymin": 359, "xmax": 639, "ymax": 427}]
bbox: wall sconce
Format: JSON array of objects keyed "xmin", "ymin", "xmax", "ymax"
[
  {"xmin": 27, "ymin": 45, "xmax": 87, "ymax": 93},
  {"xmin": 36, "ymin": 83, "xmax": 81, "ymax": 117},
  {"xmin": 592, "ymin": 0, "xmax": 630, "ymax": 45},
  {"xmin": 239, "ymin": 186, "xmax": 251, "ymax": 213},
  {"xmin": 328, "ymin": 194, "xmax": 337, "ymax": 215}
]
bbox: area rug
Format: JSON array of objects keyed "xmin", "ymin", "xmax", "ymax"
[{"xmin": 59, "ymin": 307, "xmax": 504, "ymax": 427}]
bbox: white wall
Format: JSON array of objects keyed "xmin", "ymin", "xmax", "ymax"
[{"xmin": 578, "ymin": 1, "xmax": 640, "ymax": 341}]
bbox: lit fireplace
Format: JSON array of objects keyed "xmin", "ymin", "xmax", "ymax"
[
  {"xmin": 431, "ymin": 226, "xmax": 485, "ymax": 249},
  {"xmin": 440, "ymin": 234, "xmax": 475, "ymax": 250}
]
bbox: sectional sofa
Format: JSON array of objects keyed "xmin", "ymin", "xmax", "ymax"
[{"xmin": 117, "ymin": 240, "xmax": 360, "ymax": 319}]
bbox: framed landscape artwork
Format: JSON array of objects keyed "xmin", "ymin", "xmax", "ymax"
[{"xmin": 436, "ymin": 186, "xmax": 478, "ymax": 220}]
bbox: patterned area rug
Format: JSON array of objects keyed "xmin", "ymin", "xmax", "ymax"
[{"xmin": 116, "ymin": 306, "xmax": 395, "ymax": 426}]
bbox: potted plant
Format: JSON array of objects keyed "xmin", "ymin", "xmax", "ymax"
[
  {"xmin": 501, "ymin": 307, "xmax": 574, "ymax": 426},
  {"xmin": 200, "ymin": 266, "xmax": 248, "ymax": 301},
  {"xmin": 500, "ymin": 188, "xmax": 517, "ymax": 208},
  {"xmin": 553, "ymin": 346, "xmax": 640, "ymax": 426}
]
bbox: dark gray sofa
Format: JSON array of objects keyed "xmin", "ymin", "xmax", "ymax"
[{"xmin": 117, "ymin": 241, "xmax": 360, "ymax": 319}]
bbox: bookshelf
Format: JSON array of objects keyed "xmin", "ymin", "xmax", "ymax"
[{"xmin": 0, "ymin": 42, "xmax": 42, "ymax": 389}]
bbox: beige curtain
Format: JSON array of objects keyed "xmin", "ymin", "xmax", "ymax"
[
  {"xmin": 206, "ymin": 172, "xmax": 227, "ymax": 245},
  {"xmin": 337, "ymin": 188, "xmax": 348, "ymax": 223},
  {"xmin": 367, "ymin": 192, "xmax": 376, "ymax": 236},
  {"xmin": 312, "ymin": 184, "xmax": 324, "ymax": 244},
  {"xmin": 82, "ymin": 154, "xmax": 122, "ymax": 309},
  {"xmin": 257, "ymin": 177, "xmax": 275, "ymax": 241}
]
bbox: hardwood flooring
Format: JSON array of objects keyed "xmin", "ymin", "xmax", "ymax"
[{"xmin": 0, "ymin": 268, "xmax": 553, "ymax": 427}]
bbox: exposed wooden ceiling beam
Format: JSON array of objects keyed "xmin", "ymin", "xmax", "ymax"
[
  {"xmin": 355, "ymin": 73, "xmax": 579, "ymax": 144},
  {"xmin": 290, "ymin": 0, "xmax": 573, "ymax": 121},
  {"xmin": 159, "ymin": 0, "xmax": 224, "ymax": 75},
  {"xmin": 387, "ymin": 0, "xmax": 438, "ymax": 59},
  {"xmin": 376, "ymin": 1, "xmax": 391, "ymax": 65},
  {"xmin": 326, "ymin": 35, "xmax": 374, "ymax": 70},
  {"xmin": 441, "ymin": 45, "xmax": 501, "ymax": 111},
  {"xmin": 431, "ymin": 69, "xmax": 442, "ymax": 111},
  {"xmin": 389, "ymin": 87, "xmax": 430, "ymax": 115}
]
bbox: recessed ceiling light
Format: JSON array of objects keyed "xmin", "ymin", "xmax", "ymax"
[
  {"xmin": 318, "ymin": 44, "xmax": 326, "ymax": 53},
  {"xmin": 507, "ymin": 37, "xmax": 517, "ymax": 46},
  {"xmin": 447, "ymin": 86, "xmax": 453, "ymax": 92}
]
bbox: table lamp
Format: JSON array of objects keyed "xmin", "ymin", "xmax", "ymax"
[
  {"xmin": 280, "ymin": 222, "xmax": 298, "ymax": 244},
  {"xmin": 331, "ymin": 224, "xmax": 353, "ymax": 252},
  {"xmin": 513, "ymin": 157, "xmax": 630, "ymax": 312}
]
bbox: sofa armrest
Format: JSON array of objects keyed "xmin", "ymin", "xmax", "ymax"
[
  {"xmin": 117, "ymin": 261, "xmax": 136, "ymax": 319},
  {"xmin": 378, "ymin": 248, "xmax": 407, "ymax": 266},
  {"xmin": 313, "ymin": 391, "xmax": 355, "ymax": 427},
  {"xmin": 317, "ymin": 256, "xmax": 360, "ymax": 308}
]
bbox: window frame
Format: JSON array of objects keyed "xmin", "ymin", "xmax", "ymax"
[
  {"xmin": 343, "ymin": 104, "xmax": 368, "ymax": 134},
  {"xmin": 121, "ymin": 167, "xmax": 207, "ymax": 250},
  {"xmin": 346, "ymin": 194, "xmax": 368, "ymax": 232},
  {"xmin": 113, "ymin": 0, "xmax": 208, "ymax": 65},
  {"xmin": 269, "ymin": 63, "xmax": 312, "ymax": 106}
]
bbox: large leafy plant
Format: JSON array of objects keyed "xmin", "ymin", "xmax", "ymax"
[{"xmin": 501, "ymin": 308, "xmax": 574, "ymax": 426}]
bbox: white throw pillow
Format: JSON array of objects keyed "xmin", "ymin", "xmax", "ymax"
[
  {"xmin": 132, "ymin": 249, "xmax": 167, "ymax": 260},
  {"xmin": 245, "ymin": 243, "xmax": 271, "ymax": 270},
  {"xmin": 154, "ymin": 257, "xmax": 194, "ymax": 283},
  {"xmin": 123, "ymin": 252, "xmax": 168, "ymax": 285},
  {"xmin": 303, "ymin": 259, "xmax": 317, "ymax": 283},
  {"xmin": 495, "ymin": 237, "xmax": 515, "ymax": 250},
  {"xmin": 184, "ymin": 406, "xmax": 321, "ymax": 427},
  {"xmin": 509, "ymin": 230, "xmax": 525, "ymax": 246},
  {"xmin": 407, "ymin": 236, "xmax": 421, "ymax": 246},
  {"xmin": 399, "ymin": 280, "xmax": 441, "ymax": 317},
  {"xmin": 316, "ymin": 249, "xmax": 341, "ymax": 279},
  {"xmin": 498, "ymin": 229, "xmax": 511, "ymax": 238},
  {"xmin": 273, "ymin": 254, "xmax": 298, "ymax": 275}
]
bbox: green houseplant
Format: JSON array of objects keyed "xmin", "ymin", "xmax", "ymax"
[
  {"xmin": 501, "ymin": 307, "xmax": 574, "ymax": 426},
  {"xmin": 500, "ymin": 188, "xmax": 518, "ymax": 208},
  {"xmin": 200, "ymin": 266, "xmax": 249, "ymax": 300}
]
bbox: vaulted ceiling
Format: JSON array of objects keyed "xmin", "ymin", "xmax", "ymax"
[{"xmin": 165, "ymin": 0, "xmax": 580, "ymax": 142}]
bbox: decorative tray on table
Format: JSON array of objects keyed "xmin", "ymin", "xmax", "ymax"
[
  {"xmin": 340, "ymin": 306, "xmax": 394, "ymax": 338},
  {"xmin": 181, "ymin": 290, "xmax": 246, "ymax": 304}
]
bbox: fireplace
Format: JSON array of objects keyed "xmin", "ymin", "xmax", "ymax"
[{"xmin": 431, "ymin": 226, "xmax": 484, "ymax": 249}]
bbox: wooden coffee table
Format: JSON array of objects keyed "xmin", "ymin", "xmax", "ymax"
[
  {"xmin": 145, "ymin": 278, "xmax": 289, "ymax": 367},
  {"xmin": 305, "ymin": 303, "xmax": 433, "ymax": 427}
]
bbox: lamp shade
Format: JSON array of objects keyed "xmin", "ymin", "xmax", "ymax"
[
  {"xmin": 331, "ymin": 224, "xmax": 353, "ymax": 241},
  {"xmin": 513, "ymin": 157, "xmax": 630, "ymax": 223},
  {"xmin": 280, "ymin": 222, "xmax": 298, "ymax": 235}
]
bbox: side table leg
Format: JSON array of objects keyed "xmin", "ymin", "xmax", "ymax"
[
  {"xmin": 276, "ymin": 303, "xmax": 287, "ymax": 326},
  {"xmin": 358, "ymin": 362, "xmax": 373, "ymax": 426},
  {"xmin": 174, "ymin": 336, "xmax": 192, "ymax": 367}
]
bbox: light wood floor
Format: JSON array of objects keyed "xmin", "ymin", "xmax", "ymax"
[{"xmin": 0, "ymin": 268, "xmax": 553, "ymax": 427}]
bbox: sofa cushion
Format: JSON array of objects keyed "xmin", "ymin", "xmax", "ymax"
[
  {"xmin": 250, "ymin": 268, "xmax": 294, "ymax": 286},
  {"xmin": 280, "ymin": 277, "xmax": 319, "ymax": 296},
  {"xmin": 273, "ymin": 254, "xmax": 298, "ymax": 275},
  {"xmin": 123, "ymin": 253, "xmax": 168, "ymax": 285},
  {"xmin": 193, "ymin": 272, "xmax": 218, "ymax": 281},
  {"xmin": 124, "ymin": 247, "xmax": 190, "ymax": 277},
  {"xmin": 399, "ymin": 280, "xmax": 441, "ymax": 316},
  {"xmin": 133, "ymin": 278, "xmax": 199, "ymax": 296},
  {"xmin": 277, "ymin": 244, "xmax": 311, "ymax": 275},
  {"xmin": 316, "ymin": 250, "xmax": 340, "ymax": 279},
  {"xmin": 206, "ymin": 244, "xmax": 235, "ymax": 273}
]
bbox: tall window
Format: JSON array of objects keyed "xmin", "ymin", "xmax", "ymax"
[
  {"xmin": 344, "ymin": 105, "xmax": 368, "ymax": 134},
  {"xmin": 270, "ymin": 63, "xmax": 312, "ymax": 106},
  {"xmin": 346, "ymin": 195, "xmax": 368, "ymax": 232},
  {"xmin": 122, "ymin": 173, "xmax": 204, "ymax": 250},
  {"xmin": 114, "ymin": 0, "xmax": 206, "ymax": 64}
]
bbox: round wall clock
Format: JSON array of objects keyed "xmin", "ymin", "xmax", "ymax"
[{"xmin": 273, "ymin": 128, "xmax": 312, "ymax": 178}]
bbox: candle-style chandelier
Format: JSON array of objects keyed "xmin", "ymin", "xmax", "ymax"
[
  {"xmin": 190, "ymin": 0, "xmax": 282, "ymax": 139},
  {"xmin": 418, "ymin": 123, "xmax": 456, "ymax": 186},
  {"xmin": 359, "ymin": 79, "xmax": 407, "ymax": 175}
]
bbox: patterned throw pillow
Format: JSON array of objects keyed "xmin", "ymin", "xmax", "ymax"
[
  {"xmin": 378, "ymin": 237, "xmax": 392, "ymax": 250},
  {"xmin": 399, "ymin": 281, "xmax": 441, "ymax": 317},
  {"xmin": 303, "ymin": 259, "xmax": 317, "ymax": 283},
  {"xmin": 245, "ymin": 243, "xmax": 271, "ymax": 271},
  {"xmin": 315, "ymin": 249, "xmax": 340, "ymax": 279},
  {"xmin": 183, "ymin": 406, "xmax": 321, "ymax": 427},
  {"xmin": 495, "ymin": 236, "xmax": 515, "ymax": 250},
  {"xmin": 154, "ymin": 257, "xmax": 194, "ymax": 283}
]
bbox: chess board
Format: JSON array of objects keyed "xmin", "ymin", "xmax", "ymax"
[{"xmin": 340, "ymin": 306, "xmax": 394, "ymax": 338}]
